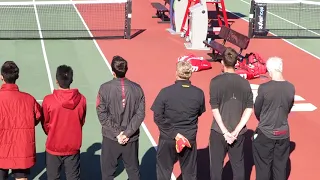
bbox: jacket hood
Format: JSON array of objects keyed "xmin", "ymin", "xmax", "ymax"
[{"xmin": 53, "ymin": 89, "xmax": 82, "ymax": 110}]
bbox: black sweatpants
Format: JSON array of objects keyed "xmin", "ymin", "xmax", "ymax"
[
  {"xmin": 209, "ymin": 130, "xmax": 245, "ymax": 180},
  {"xmin": 252, "ymin": 129, "xmax": 290, "ymax": 180},
  {"xmin": 0, "ymin": 168, "xmax": 30, "ymax": 180},
  {"xmin": 101, "ymin": 136, "xmax": 140, "ymax": 180},
  {"xmin": 46, "ymin": 152, "xmax": 80, "ymax": 180},
  {"xmin": 156, "ymin": 138, "xmax": 197, "ymax": 180}
]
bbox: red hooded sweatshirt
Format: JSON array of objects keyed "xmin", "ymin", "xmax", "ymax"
[{"xmin": 42, "ymin": 89, "xmax": 86, "ymax": 156}]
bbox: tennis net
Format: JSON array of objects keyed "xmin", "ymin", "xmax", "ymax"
[
  {"xmin": 0, "ymin": 0, "xmax": 132, "ymax": 39},
  {"xmin": 248, "ymin": 0, "xmax": 320, "ymax": 39}
]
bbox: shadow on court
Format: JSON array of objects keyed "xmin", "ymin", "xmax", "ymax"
[
  {"xmin": 208, "ymin": 11, "xmax": 246, "ymax": 21},
  {"xmin": 26, "ymin": 143, "xmax": 126, "ymax": 180},
  {"xmin": 140, "ymin": 147, "xmax": 158, "ymax": 180},
  {"xmin": 207, "ymin": 11, "xmax": 246, "ymax": 30},
  {"xmin": 195, "ymin": 129, "xmax": 296, "ymax": 180},
  {"xmin": 130, "ymin": 29, "xmax": 147, "ymax": 39},
  {"xmin": 8, "ymin": 134, "xmax": 295, "ymax": 180}
]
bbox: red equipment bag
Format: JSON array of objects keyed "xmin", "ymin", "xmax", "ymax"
[
  {"xmin": 235, "ymin": 53, "xmax": 267, "ymax": 80},
  {"xmin": 177, "ymin": 54, "xmax": 212, "ymax": 72}
]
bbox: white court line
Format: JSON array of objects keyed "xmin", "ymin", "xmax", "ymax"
[
  {"xmin": 70, "ymin": 1, "xmax": 176, "ymax": 179},
  {"xmin": 33, "ymin": 0, "xmax": 54, "ymax": 92},
  {"xmin": 234, "ymin": 0, "xmax": 320, "ymax": 60},
  {"xmin": 33, "ymin": 0, "xmax": 55, "ymax": 178},
  {"xmin": 0, "ymin": 0, "xmax": 128, "ymax": 6},
  {"xmin": 0, "ymin": 7, "xmax": 34, "ymax": 8}
]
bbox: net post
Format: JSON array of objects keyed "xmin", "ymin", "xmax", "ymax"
[
  {"xmin": 253, "ymin": 1, "xmax": 267, "ymax": 38},
  {"xmin": 248, "ymin": 0, "xmax": 255, "ymax": 38},
  {"xmin": 124, "ymin": 0, "xmax": 132, "ymax": 39}
]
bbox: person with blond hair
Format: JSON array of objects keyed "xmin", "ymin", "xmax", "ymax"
[
  {"xmin": 253, "ymin": 57, "xmax": 295, "ymax": 180},
  {"xmin": 151, "ymin": 61, "xmax": 206, "ymax": 180}
]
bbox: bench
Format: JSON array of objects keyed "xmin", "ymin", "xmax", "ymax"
[
  {"xmin": 203, "ymin": 25, "xmax": 250, "ymax": 62},
  {"xmin": 151, "ymin": 0, "xmax": 170, "ymax": 23}
]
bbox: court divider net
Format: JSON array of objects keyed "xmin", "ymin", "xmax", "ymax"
[
  {"xmin": 0, "ymin": 0, "xmax": 132, "ymax": 39},
  {"xmin": 248, "ymin": 0, "xmax": 320, "ymax": 39}
]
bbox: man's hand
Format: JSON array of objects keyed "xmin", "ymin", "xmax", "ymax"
[
  {"xmin": 117, "ymin": 132, "xmax": 129, "ymax": 145},
  {"xmin": 175, "ymin": 133, "xmax": 191, "ymax": 153},
  {"xmin": 175, "ymin": 133, "xmax": 185, "ymax": 141},
  {"xmin": 231, "ymin": 129, "xmax": 240, "ymax": 139},
  {"xmin": 121, "ymin": 135, "xmax": 129, "ymax": 144},
  {"xmin": 223, "ymin": 132, "xmax": 236, "ymax": 145}
]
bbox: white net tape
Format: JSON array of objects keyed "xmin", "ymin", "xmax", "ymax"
[
  {"xmin": 255, "ymin": 0, "xmax": 320, "ymax": 5},
  {"xmin": 0, "ymin": 0, "xmax": 128, "ymax": 6}
]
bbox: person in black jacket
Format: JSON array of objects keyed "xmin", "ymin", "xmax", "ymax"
[
  {"xmin": 96, "ymin": 55, "xmax": 145, "ymax": 180},
  {"xmin": 209, "ymin": 47, "xmax": 253, "ymax": 180},
  {"xmin": 151, "ymin": 61, "xmax": 206, "ymax": 180},
  {"xmin": 253, "ymin": 57, "xmax": 295, "ymax": 180}
]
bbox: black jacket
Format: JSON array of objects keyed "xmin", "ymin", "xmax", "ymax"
[
  {"xmin": 96, "ymin": 78, "xmax": 145, "ymax": 142},
  {"xmin": 151, "ymin": 80, "xmax": 206, "ymax": 141}
]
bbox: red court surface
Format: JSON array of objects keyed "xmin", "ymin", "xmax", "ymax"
[{"xmin": 92, "ymin": 0, "xmax": 320, "ymax": 179}]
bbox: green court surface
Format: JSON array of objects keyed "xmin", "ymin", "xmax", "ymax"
[
  {"xmin": 225, "ymin": 0, "xmax": 320, "ymax": 57},
  {"xmin": 0, "ymin": 0, "xmax": 155, "ymax": 179}
]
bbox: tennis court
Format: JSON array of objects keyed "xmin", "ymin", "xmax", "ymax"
[
  {"xmin": 0, "ymin": 0, "xmax": 155, "ymax": 179},
  {"xmin": 2, "ymin": 0, "xmax": 320, "ymax": 179}
]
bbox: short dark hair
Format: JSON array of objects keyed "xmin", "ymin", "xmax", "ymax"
[
  {"xmin": 222, "ymin": 47, "xmax": 238, "ymax": 68},
  {"xmin": 111, "ymin": 56, "xmax": 128, "ymax": 78},
  {"xmin": 56, "ymin": 65, "xmax": 73, "ymax": 89},
  {"xmin": 1, "ymin": 61, "xmax": 19, "ymax": 84}
]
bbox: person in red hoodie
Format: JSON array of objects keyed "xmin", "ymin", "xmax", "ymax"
[
  {"xmin": 41, "ymin": 65, "xmax": 86, "ymax": 180},
  {"xmin": 0, "ymin": 61, "xmax": 42, "ymax": 180}
]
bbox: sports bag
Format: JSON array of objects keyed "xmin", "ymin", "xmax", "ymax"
[{"xmin": 235, "ymin": 53, "xmax": 267, "ymax": 80}]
